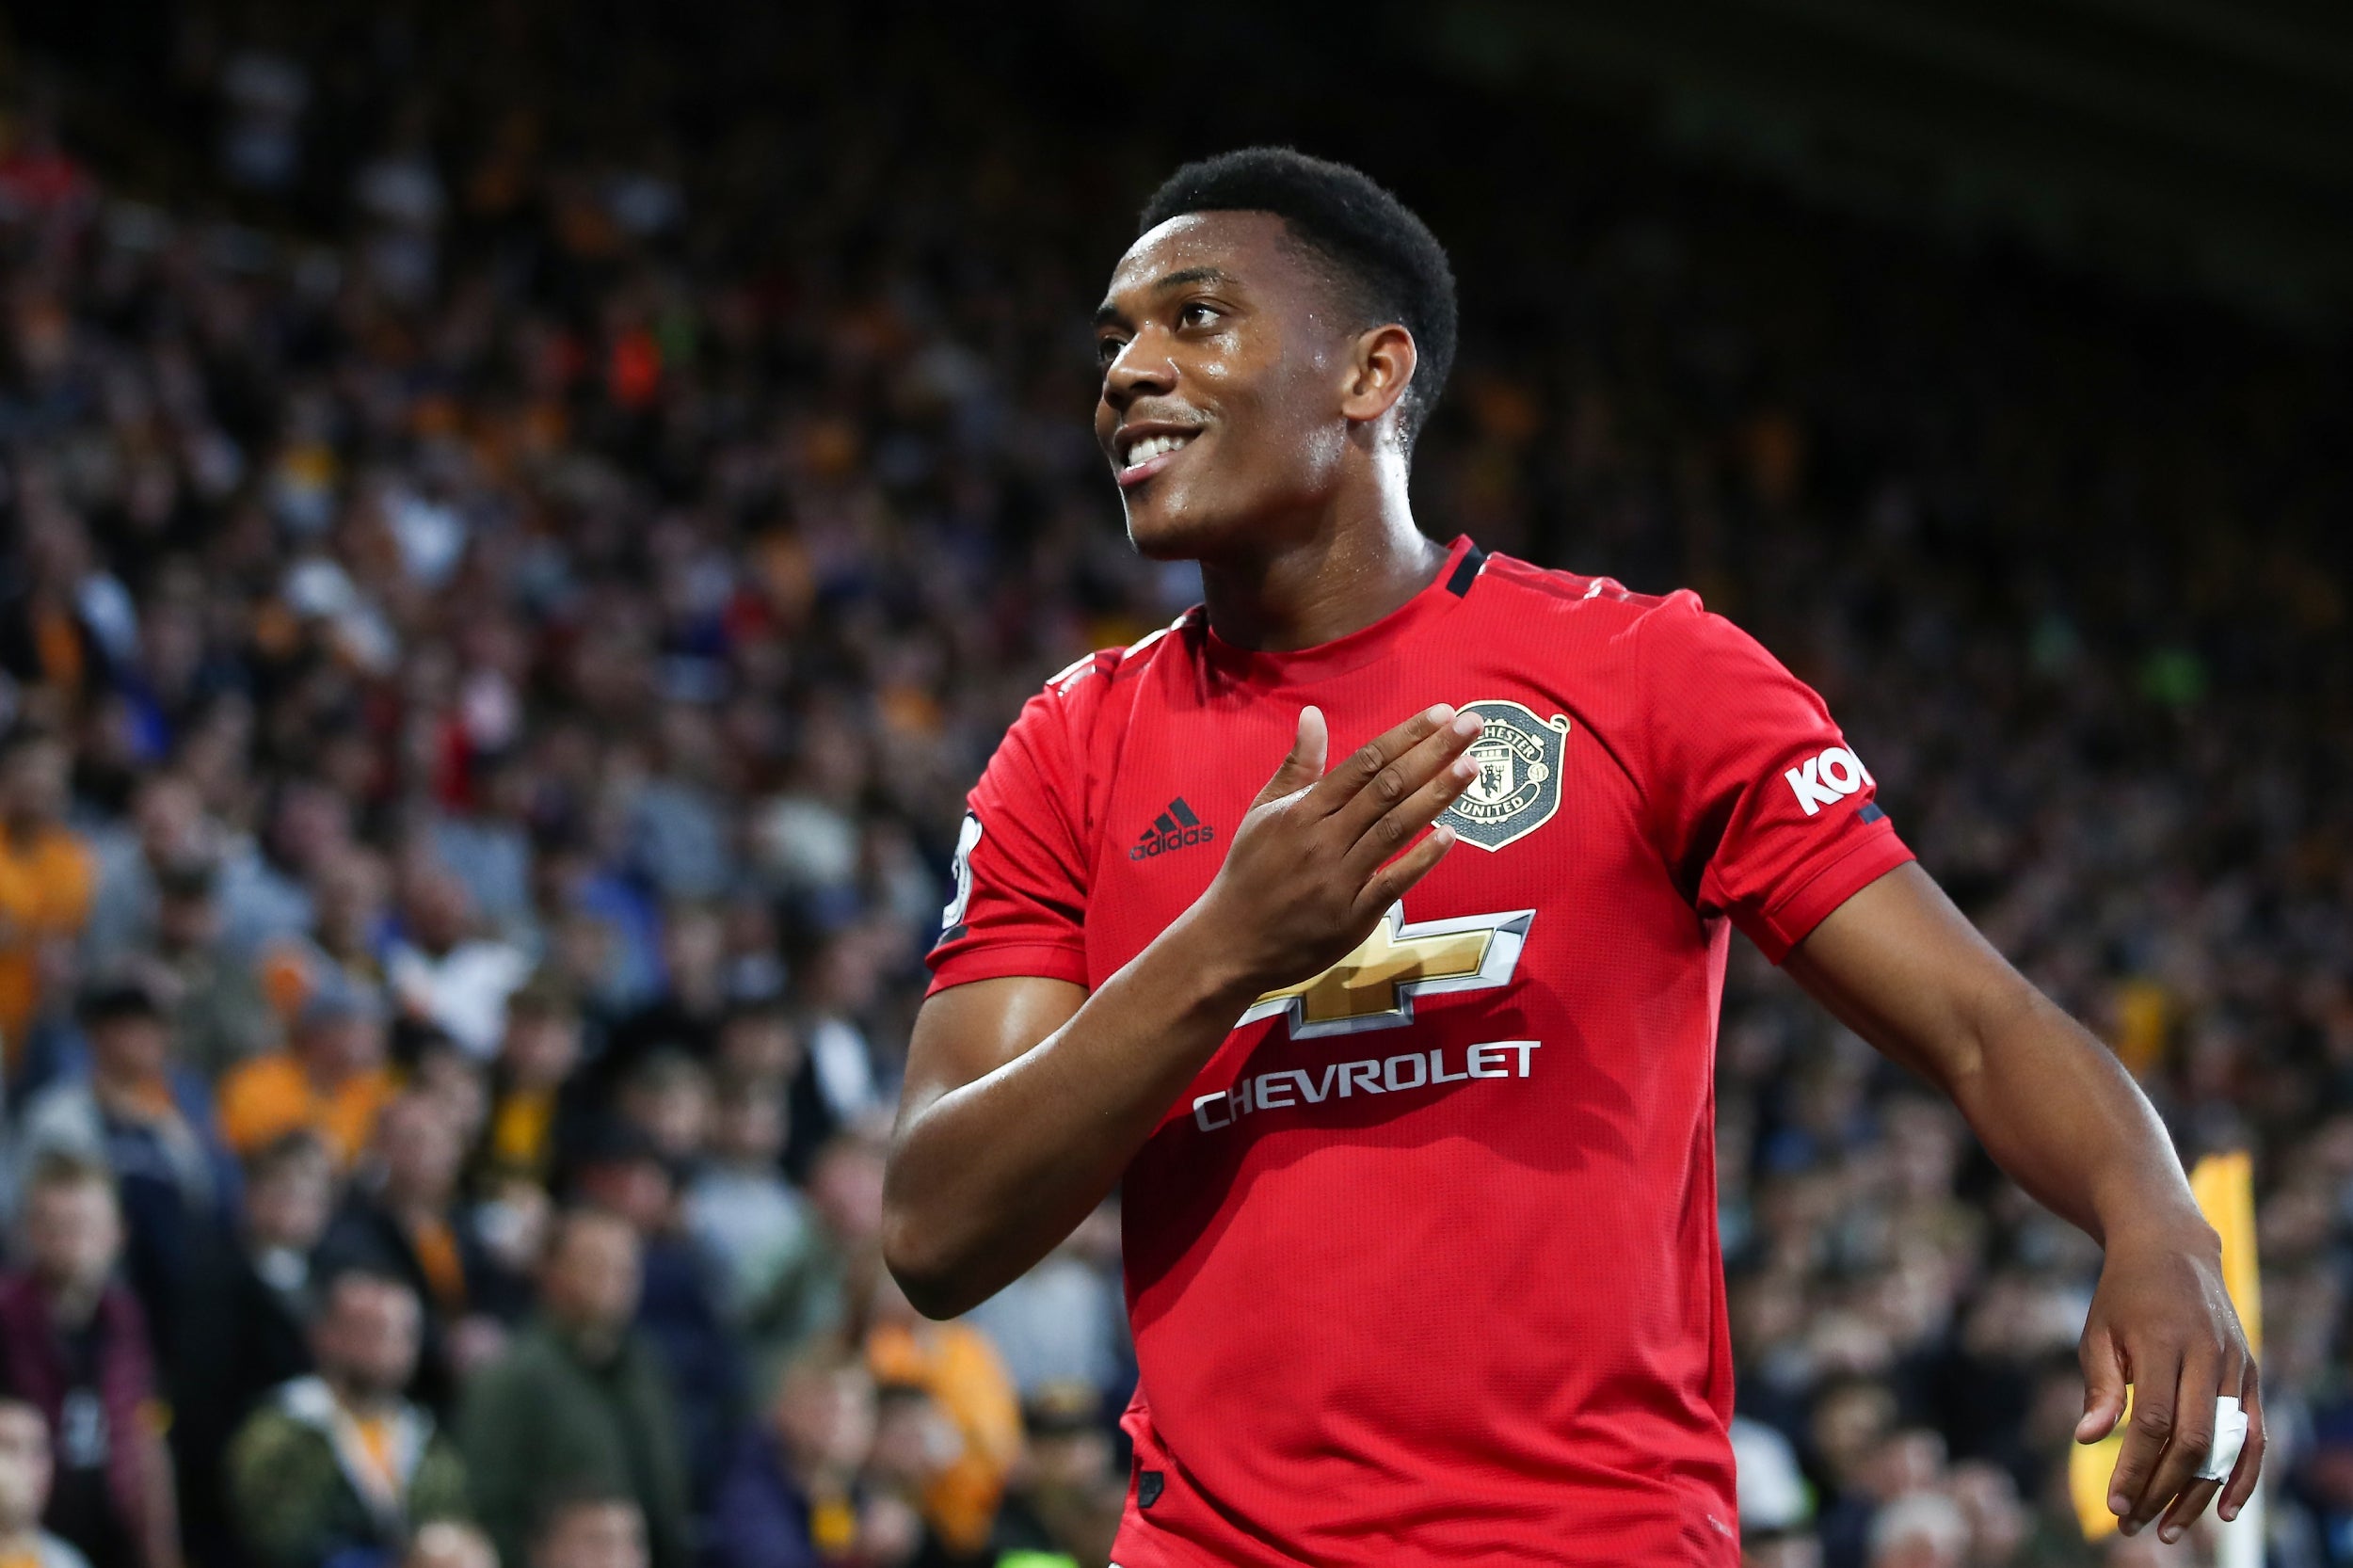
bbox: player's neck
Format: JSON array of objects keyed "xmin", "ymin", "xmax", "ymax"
[{"xmin": 1196, "ymin": 489, "xmax": 1445, "ymax": 654}]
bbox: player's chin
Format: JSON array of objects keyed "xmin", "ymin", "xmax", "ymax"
[{"xmin": 1122, "ymin": 483, "xmax": 1235, "ymax": 561}]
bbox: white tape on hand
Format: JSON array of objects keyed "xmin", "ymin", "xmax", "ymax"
[{"xmin": 2196, "ymin": 1394, "xmax": 2249, "ymax": 1483}]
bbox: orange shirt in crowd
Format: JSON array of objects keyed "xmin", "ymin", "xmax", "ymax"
[
  {"xmin": 865, "ymin": 1321, "xmax": 1023, "ymax": 1555},
  {"xmin": 0, "ymin": 824, "xmax": 94, "ymax": 1064},
  {"xmin": 407, "ymin": 1215, "xmax": 467, "ymax": 1312},
  {"xmin": 216, "ymin": 1053, "xmax": 398, "ymax": 1166},
  {"xmin": 486, "ymin": 1086, "xmax": 556, "ymax": 1181}
]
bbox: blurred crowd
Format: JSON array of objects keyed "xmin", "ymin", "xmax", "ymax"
[{"xmin": 0, "ymin": 7, "xmax": 2345, "ymax": 1568}]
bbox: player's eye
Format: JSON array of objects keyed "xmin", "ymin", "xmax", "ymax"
[
  {"xmin": 1178, "ymin": 301, "xmax": 1221, "ymax": 329},
  {"xmin": 1096, "ymin": 335, "xmax": 1128, "ymax": 367}
]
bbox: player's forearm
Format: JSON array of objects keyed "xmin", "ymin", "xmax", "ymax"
[
  {"xmin": 1932, "ymin": 979, "xmax": 2210, "ymax": 1251},
  {"xmin": 1788, "ymin": 868, "xmax": 2210, "ymax": 1253},
  {"xmin": 884, "ymin": 909, "xmax": 1259, "ymax": 1318}
]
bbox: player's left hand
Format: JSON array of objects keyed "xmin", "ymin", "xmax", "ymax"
[{"xmin": 2074, "ymin": 1218, "xmax": 2264, "ymax": 1543}]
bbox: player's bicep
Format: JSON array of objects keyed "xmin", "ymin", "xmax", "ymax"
[
  {"xmin": 896, "ymin": 974, "xmax": 1088, "ymax": 1132},
  {"xmin": 1783, "ymin": 861, "xmax": 2039, "ymax": 1089}
]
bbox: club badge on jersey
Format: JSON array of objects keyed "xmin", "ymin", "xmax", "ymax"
[{"xmin": 1439, "ymin": 698, "xmax": 1573, "ymax": 851}]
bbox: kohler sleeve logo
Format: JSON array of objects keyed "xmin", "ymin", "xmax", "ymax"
[{"xmin": 1784, "ymin": 746, "xmax": 1874, "ymax": 816}]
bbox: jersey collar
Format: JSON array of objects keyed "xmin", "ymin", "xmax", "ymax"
[{"xmin": 1199, "ymin": 534, "xmax": 1484, "ymax": 686}]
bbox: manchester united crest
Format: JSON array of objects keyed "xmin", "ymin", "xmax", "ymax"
[{"xmin": 1440, "ymin": 699, "xmax": 1572, "ymax": 851}]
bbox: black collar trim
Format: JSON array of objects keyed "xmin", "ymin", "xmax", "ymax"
[{"xmin": 1444, "ymin": 544, "xmax": 1487, "ymax": 598}]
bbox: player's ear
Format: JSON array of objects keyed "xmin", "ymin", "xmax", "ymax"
[{"xmin": 1338, "ymin": 325, "xmax": 1417, "ymax": 432}]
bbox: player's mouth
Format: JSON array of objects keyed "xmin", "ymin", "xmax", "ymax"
[{"xmin": 1114, "ymin": 425, "xmax": 1201, "ymax": 488}]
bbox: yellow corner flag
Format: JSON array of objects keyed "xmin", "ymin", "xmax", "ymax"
[{"xmin": 2072, "ymin": 1151, "xmax": 2261, "ymax": 1550}]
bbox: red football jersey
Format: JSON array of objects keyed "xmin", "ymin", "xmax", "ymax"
[{"xmin": 926, "ymin": 535, "xmax": 1913, "ymax": 1566}]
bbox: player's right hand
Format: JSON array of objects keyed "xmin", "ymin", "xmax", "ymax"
[{"xmin": 1192, "ymin": 702, "xmax": 1484, "ymax": 999}]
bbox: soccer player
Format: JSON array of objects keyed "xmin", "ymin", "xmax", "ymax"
[{"xmin": 882, "ymin": 149, "xmax": 2260, "ymax": 1565}]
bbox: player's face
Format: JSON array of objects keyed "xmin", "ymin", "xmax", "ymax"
[{"xmin": 1094, "ymin": 212, "xmax": 1357, "ymax": 559}]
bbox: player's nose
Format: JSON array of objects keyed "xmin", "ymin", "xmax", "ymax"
[{"xmin": 1102, "ymin": 328, "xmax": 1176, "ymax": 409}]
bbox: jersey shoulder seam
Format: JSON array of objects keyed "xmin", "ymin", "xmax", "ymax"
[
  {"xmin": 1043, "ymin": 610, "xmax": 1193, "ymax": 699},
  {"xmin": 1479, "ymin": 552, "xmax": 1676, "ymax": 615}
]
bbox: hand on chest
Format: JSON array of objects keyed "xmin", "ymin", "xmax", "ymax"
[{"xmin": 1089, "ymin": 688, "xmax": 1615, "ymax": 996}]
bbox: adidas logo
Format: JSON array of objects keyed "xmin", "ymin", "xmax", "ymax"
[{"xmin": 1130, "ymin": 797, "xmax": 1216, "ymax": 860}]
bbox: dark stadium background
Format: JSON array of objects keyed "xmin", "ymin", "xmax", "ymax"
[{"xmin": 0, "ymin": 3, "xmax": 2346, "ymax": 1566}]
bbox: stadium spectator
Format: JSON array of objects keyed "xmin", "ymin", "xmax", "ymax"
[
  {"xmin": 984, "ymin": 1383, "xmax": 1122, "ymax": 1568},
  {"xmin": 78, "ymin": 776, "xmax": 223, "ymax": 1007},
  {"xmin": 861, "ymin": 1385, "xmax": 963, "ymax": 1568},
  {"xmin": 216, "ymin": 784, "xmax": 349, "ymax": 966},
  {"xmin": 457, "ymin": 1208, "xmax": 689, "ymax": 1568},
  {"xmin": 404, "ymin": 1032, "xmax": 492, "ymax": 1176},
  {"xmin": 12, "ymin": 976, "xmax": 240, "ymax": 1350},
  {"xmin": 216, "ymin": 982, "xmax": 397, "ymax": 1168},
  {"xmin": 744, "ymin": 1137, "xmax": 887, "ymax": 1375},
  {"xmin": 1822, "ymin": 1428, "xmax": 1951, "ymax": 1568},
  {"xmin": 961, "ymin": 1204, "xmax": 1123, "ymax": 1407},
  {"xmin": 705, "ymin": 1352, "xmax": 917, "ymax": 1568},
  {"xmin": 478, "ymin": 976, "xmax": 583, "ymax": 1192},
  {"xmin": 171, "ymin": 1133, "xmax": 336, "ymax": 1568},
  {"xmin": 525, "ymin": 1494, "xmax": 646, "ymax": 1568},
  {"xmin": 265, "ymin": 847, "xmax": 393, "ymax": 1011},
  {"xmin": 427, "ymin": 759, "xmax": 538, "ymax": 944},
  {"xmin": 384, "ymin": 863, "xmax": 530, "ymax": 1063},
  {"xmin": 788, "ymin": 939, "xmax": 884, "ymax": 1146},
  {"xmin": 0, "ymin": 1157, "xmax": 176, "ymax": 1568},
  {"xmin": 318, "ymin": 1092, "xmax": 520, "ymax": 1411},
  {"xmin": 0, "ymin": 730, "xmax": 95, "ymax": 1076},
  {"xmin": 1941, "ymin": 1463, "xmax": 2026, "ymax": 1568},
  {"xmin": 224, "ymin": 1272, "xmax": 468, "ymax": 1568},
  {"xmin": 146, "ymin": 860, "xmax": 279, "ymax": 1079},
  {"xmin": 628, "ymin": 712, "xmax": 734, "ymax": 906},
  {"xmin": 685, "ymin": 1074, "xmax": 811, "ymax": 1324},
  {"xmin": 708, "ymin": 1002, "xmax": 801, "ymax": 1095},
  {"xmin": 703, "ymin": 1003, "xmax": 831, "ymax": 1187},
  {"xmin": 562, "ymin": 1119, "xmax": 743, "ymax": 1504},
  {"xmin": 612, "ymin": 1053, "xmax": 712, "ymax": 1171},
  {"xmin": 600, "ymin": 905, "xmax": 731, "ymax": 1084},
  {"xmin": 0, "ymin": 1400, "xmax": 95, "ymax": 1568},
  {"xmin": 852, "ymin": 1260, "xmax": 1018, "ymax": 1562}
]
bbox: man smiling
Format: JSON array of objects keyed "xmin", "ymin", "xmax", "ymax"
[{"xmin": 882, "ymin": 148, "xmax": 2259, "ymax": 1565}]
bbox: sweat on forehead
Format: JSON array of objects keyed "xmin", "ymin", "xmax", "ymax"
[{"xmin": 1105, "ymin": 212, "xmax": 1377, "ymax": 328}]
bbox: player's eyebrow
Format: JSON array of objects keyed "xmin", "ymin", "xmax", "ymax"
[{"xmin": 1094, "ymin": 266, "xmax": 1240, "ymax": 328}]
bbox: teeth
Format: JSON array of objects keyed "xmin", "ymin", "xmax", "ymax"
[{"xmin": 1124, "ymin": 432, "xmax": 1194, "ymax": 466}]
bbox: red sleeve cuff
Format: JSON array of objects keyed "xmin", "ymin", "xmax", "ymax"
[
  {"xmin": 1741, "ymin": 824, "xmax": 1917, "ymax": 965},
  {"xmin": 924, "ymin": 942, "xmax": 1091, "ymax": 997}
]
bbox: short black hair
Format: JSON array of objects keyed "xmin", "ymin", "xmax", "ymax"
[
  {"xmin": 24, "ymin": 1149, "xmax": 115, "ymax": 1201},
  {"xmin": 315, "ymin": 1262, "xmax": 419, "ymax": 1312},
  {"xmin": 245, "ymin": 1128, "xmax": 331, "ymax": 1185},
  {"xmin": 1139, "ymin": 148, "xmax": 1457, "ymax": 452},
  {"xmin": 78, "ymin": 974, "xmax": 168, "ymax": 1026}
]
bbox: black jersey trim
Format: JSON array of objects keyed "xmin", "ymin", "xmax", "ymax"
[{"xmin": 1445, "ymin": 544, "xmax": 1487, "ymax": 597}]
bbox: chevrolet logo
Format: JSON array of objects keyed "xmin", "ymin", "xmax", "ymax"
[{"xmin": 1237, "ymin": 903, "xmax": 1534, "ymax": 1039}]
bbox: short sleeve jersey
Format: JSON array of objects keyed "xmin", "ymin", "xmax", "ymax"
[{"xmin": 927, "ymin": 536, "xmax": 1913, "ymax": 1567}]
